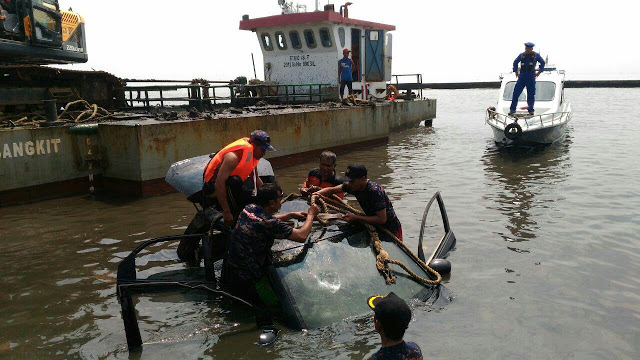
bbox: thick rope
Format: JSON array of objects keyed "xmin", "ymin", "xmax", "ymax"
[{"xmin": 310, "ymin": 194, "xmax": 441, "ymax": 285}]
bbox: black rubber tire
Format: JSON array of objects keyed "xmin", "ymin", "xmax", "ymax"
[{"xmin": 504, "ymin": 122, "xmax": 523, "ymax": 140}]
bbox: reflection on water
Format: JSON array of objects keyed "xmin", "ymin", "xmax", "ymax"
[{"xmin": 481, "ymin": 135, "xmax": 572, "ymax": 245}]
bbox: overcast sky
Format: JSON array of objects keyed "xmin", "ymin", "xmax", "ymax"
[{"xmin": 58, "ymin": 0, "xmax": 640, "ymax": 82}]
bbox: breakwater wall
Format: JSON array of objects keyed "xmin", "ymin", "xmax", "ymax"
[{"xmin": 419, "ymin": 80, "xmax": 640, "ymax": 89}]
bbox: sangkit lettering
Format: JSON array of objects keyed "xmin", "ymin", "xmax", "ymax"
[{"xmin": 0, "ymin": 138, "xmax": 61, "ymax": 159}]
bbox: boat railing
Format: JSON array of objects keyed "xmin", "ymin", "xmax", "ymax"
[
  {"xmin": 391, "ymin": 73, "xmax": 423, "ymax": 99},
  {"xmin": 122, "ymin": 81, "xmax": 333, "ymax": 110},
  {"xmin": 486, "ymin": 108, "xmax": 571, "ymax": 130}
]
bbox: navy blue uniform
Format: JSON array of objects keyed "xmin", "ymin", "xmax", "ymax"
[
  {"xmin": 510, "ymin": 52, "xmax": 545, "ymax": 113},
  {"xmin": 223, "ymin": 204, "xmax": 293, "ymax": 282},
  {"xmin": 368, "ymin": 341, "xmax": 423, "ymax": 360},
  {"xmin": 342, "ymin": 180, "xmax": 403, "ymax": 240}
]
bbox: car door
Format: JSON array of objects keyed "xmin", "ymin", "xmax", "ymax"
[{"xmin": 417, "ymin": 192, "xmax": 457, "ymax": 264}]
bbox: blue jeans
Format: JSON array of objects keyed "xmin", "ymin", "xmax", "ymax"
[{"xmin": 510, "ymin": 75, "xmax": 536, "ymax": 113}]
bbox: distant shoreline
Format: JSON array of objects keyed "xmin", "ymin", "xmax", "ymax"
[{"xmin": 411, "ymin": 80, "xmax": 640, "ymax": 89}]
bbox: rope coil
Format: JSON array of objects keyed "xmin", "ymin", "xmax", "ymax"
[{"xmin": 310, "ymin": 194, "xmax": 441, "ymax": 286}]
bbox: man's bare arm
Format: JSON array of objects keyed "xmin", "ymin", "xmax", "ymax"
[{"xmin": 214, "ymin": 151, "xmax": 241, "ymax": 224}]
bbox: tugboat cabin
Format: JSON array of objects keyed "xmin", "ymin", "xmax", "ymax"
[{"xmin": 240, "ymin": 4, "xmax": 394, "ymax": 100}]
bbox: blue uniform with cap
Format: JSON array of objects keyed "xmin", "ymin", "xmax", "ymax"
[{"xmin": 510, "ymin": 43, "xmax": 545, "ymax": 114}]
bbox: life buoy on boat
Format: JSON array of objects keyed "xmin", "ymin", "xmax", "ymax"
[
  {"xmin": 386, "ymin": 85, "xmax": 398, "ymax": 101},
  {"xmin": 504, "ymin": 122, "xmax": 523, "ymax": 140}
]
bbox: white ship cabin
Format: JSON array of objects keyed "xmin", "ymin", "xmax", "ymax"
[{"xmin": 239, "ymin": 3, "xmax": 394, "ymax": 100}]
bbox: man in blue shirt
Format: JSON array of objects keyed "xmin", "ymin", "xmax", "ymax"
[
  {"xmin": 367, "ymin": 292, "xmax": 423, "ymax": 360},
  {"xmin": 338, "ymin": 48, "xmax": 355, "ymax": 99},
  {"xmin": 509, "ymin": 42, "xmax": 546, "ymax": 115}
]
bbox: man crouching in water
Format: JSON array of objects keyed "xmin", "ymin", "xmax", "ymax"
[{"xmin": 221, "ymin": 183, "xmax": 320, "ymax": 329}]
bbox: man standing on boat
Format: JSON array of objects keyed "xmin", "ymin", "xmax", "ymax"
[
  {"xmin": 509, "ymin": 42, "xmax": 545, "ymax": 115},
  {"xmin": 300, "ymin": 150, "xmax": 346, "ymax": 199},
  {"xmin": 317, "ymin": 163, "xmax": 403, "ymax": 241},
  {"xmin": 338, "ymin": 49, "xmax": 355, "ymax": 99}
]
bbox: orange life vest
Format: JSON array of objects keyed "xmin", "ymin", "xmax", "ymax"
[{"xmin": 203, "ymin": 138, "xmax": 259, "ymax": 184}]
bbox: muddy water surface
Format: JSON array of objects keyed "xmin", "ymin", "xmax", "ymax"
[{"xmin": 1, "ymin": 88, "xmax": 639, "ymax": 359}]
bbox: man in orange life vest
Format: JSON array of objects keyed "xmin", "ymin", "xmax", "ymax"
[
  {"xmin": 203, "ymin": 130, "xmax": 276, "ymax": 226},
  {"xmin": 300, "ymin": 150, "xmax": 346, "ymax": 199}
]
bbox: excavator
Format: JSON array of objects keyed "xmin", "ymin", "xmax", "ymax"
[{"xmin": 0, "ymin": 0, "xmax": 123, "ymax": 116}]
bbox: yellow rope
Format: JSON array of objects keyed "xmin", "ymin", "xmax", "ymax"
[{"xmin": 310, "ymin": 194, "xmax": 441, "ymax": 286}]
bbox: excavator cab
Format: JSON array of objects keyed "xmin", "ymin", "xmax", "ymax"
[{"xmin": 0, "ymin": 0, "xmax": 87, "ymax": 64}]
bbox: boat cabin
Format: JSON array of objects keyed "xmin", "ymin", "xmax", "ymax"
[
  {"xmin": 497, "ymin": 67, "xmax": 566, "ymax": 115},
  {"xmin": 239, "ymin": 4, "xmax": 394, "ymax": 100}
]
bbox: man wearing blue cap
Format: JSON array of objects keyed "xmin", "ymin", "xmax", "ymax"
[
  {"xmin": 202, "ymin": 130, "xmax": 276, "ymax": 226},
  {"xmin": 509, "ymin": 42, "xmax": 545, "ymax": 115}
]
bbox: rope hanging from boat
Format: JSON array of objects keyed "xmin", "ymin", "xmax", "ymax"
[{"xmin": 310, "ymin": 194, "xmax": 442, "ymax": 286}]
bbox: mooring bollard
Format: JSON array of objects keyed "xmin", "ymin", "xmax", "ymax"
[{"xmin": 43, "ymin": 99, "xmax": 57, "ymax": 123}]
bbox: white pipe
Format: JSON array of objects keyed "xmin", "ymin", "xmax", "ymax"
[{"xmin": 315, "ymin": 0, "xmax": 319, "ymax": 11}]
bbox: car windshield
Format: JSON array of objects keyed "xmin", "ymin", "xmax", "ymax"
[
  {"xmin": 270, "ymin": 202, "xmax": 435, "ymax": 329},
  {"xmin": 503, "ymin": 81, "xmax": 557, "ymax": 101}
]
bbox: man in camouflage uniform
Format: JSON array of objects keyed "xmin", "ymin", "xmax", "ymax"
[{"xmin": 221, "ymin": 183, "xmax": 319, "ymax": 327}]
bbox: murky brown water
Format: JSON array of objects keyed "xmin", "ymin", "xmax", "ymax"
[{"xmin": 1, "ymin": 88, "xmax": 639, "ymax": 359}]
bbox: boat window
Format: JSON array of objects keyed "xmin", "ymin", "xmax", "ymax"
[
  {"xmin": 338, "ymin": 27, "xmax": 345, "ymax": 47},
  {"xmin": 503, "ymin": 81, "xmax": 556, "ymax": 101},
  {"xmin": 303, "ymin": 29, "xmax": 317, "ymax": 48},
  {"xmin": 319, "ymin": 28, "xmax": 333, "ymax": 47},
  {"xmin": 289, "ymin": 30, "xmax": 302, "ymax": 49},
  {"xmin": 261, "ymin": 33, "xmax": 273, "ymax": 51},
  {"xmin": 275, "ymin": 31, "xmax": 287, "ymax": 50},
  {"xmin": 271, "ymin": 229, "xmax": 434, "ymax": 329}
]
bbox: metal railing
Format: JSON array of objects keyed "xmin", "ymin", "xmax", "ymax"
[
  {"xmin": 123, "ymin": 82, "xmax": 333, "ymax": 110},
  {"xmin": 485, "ymin": 108, "xmax": 572, "ymax": 130},
  {"xmin": 391, "ymin": 74, "xmax": 423, "ymax": 99}
]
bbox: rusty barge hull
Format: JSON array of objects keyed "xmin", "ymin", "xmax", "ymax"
[{"xmin": 0, "ymin": 99, "xmax": 436, "ymax": 206}]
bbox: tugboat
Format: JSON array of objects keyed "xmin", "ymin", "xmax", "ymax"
[{"xmin": 486, "ymin": 65, "xmax": 572, "ymax": 146}]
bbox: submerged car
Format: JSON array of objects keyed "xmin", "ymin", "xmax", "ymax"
[{"xmin": 116, "ymin": 155, "xmax": 457, "ymax": 351}]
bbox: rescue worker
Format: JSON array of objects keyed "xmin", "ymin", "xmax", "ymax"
[
  {"xmin": 300, "ymin": 150, "xmax": 346, "ymax": 199},
  {"xmin": 509, "ymin": 42, "xmax": 546, "ymax": 115},
  {"xmin": 366, "ymin": 292, "xmax": 423, "ymax": 360},
  {"xmin": 316, "ymin": 163, "xmax": 403, "ymax": 241},
  {"xmin": 338, "ymin": 48, "xmax": 354, "ymax": 99},
  {"xmin": 203, "ymin": 130, "xmax": 275, "ymax": 226},
  {"xmin": 221, "ymin": 183, "xmax": 320, "ymax": 328}
]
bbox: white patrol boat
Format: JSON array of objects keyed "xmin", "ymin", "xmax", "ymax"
[{"xmin": 486, "ymin": 66, "xmax": 572, "ymax": 146}]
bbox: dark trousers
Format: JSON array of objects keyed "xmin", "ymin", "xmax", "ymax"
[
  {"xmin": 221, "ymin": 266, "xmax": 274, "ymax": 327},
  {"xmin": 340, "ymin": 81, "xmax": 353, "ymax": 98},
  {"xmin": 510, "ymin": 75, "xmax": 536, "ymax": 113},
  {"xmin": 202, "ymin": 175, "xmax": 251, "ymax": 219}
]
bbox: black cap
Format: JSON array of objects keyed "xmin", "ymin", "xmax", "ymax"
[
  {"xmin": 345, "ymin": 163, "xmax": 367, "ymax": 179},
  {"xmin": 367, "ymin": 292, "xmax": 412, "ymax": 338},
  {"xmin": 257, "ymin": 183, "xmax": 283, "ymax": 202}
]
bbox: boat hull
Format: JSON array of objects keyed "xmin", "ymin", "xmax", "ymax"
[{"xmin": 490, "ymin": 120, "xmax": 569, "ymax": 147}]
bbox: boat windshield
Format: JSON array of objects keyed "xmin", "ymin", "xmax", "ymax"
[
  {"xmin": 269, "ymin": 216, "xmax": 435, "ymax": 329},
  {"xmin": 503, "ymin": 81, "xmax": 556, "ymax": 101}
]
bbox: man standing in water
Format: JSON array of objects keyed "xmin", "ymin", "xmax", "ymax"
[
  {"xmin": 509, "ymin": 42, "xmax": 545, "ymax": 116},
  {"xmin": 338, "ymin": 48, "xmax": 354, "ymax": 99},
  {"xmin": 221, "ymin": 183, "xmax": 319, "ymax": 329},
  {"xmin": 367, "ymin": 292, "xmax": 423, "ymax": 359},
  {"xmin": 317, "ymin": 163, "xmax": 403, "ymax": 241}
]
